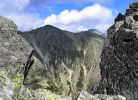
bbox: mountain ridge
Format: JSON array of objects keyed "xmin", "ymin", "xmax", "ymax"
[{"xmin": 20, "ymin": 23, "xmax": 105, "ymax": 99}]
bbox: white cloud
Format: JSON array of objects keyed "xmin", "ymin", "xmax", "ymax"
[
  {"xmin": 44, "ymin": 4, "xmax": 113, "ymax": 32},
  {"xmin": 0, "ymin": 0, "xmax": 44, "ymax": 31},
  {"xmin": 6, "ymin": 13, "xmax": 44, "ymax": 31},
  {"xmin": 0, "ymin": 0, "xmax": 30, "ymax": 15},
  {"xmin": 94, "ymin": 24, "xmax": 111, "ymax": 32},
  {"xmin": 14, "ymin": 0, "xmax": 30, "ymax": 10}
]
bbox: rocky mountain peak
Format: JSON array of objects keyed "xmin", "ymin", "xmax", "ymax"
[
  {"xmin": 79, "ymin": 29, "xmax": 105, "ymax": 37},
  {"xmin": 129, "ymin": 2, "xmax": 138, "ymax": 8},
  {"xmin": 20, "ymin": 24, "xmax": 105, "ymax": 99},
  {"xmin": 92, "ymin": 2, "xmax": 138, "ymax": 100},
  {"xmin": 0, "ymin": 16, "xmax": 17, "ymax": 36},
  {"xmin": 88, "ymin": 29, "xmax": 103, "ymax": 35}
]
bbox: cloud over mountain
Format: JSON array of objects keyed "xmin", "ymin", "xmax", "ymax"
[
  {"xmin": 7, "ymin": 13, "xmax": 44, "ymax": 31},
  {"xmin": 44, "ymin": 4, "xmax": 113, "ymax": 32}
]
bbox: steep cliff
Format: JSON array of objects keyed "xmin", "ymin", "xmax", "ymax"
[{"xmin": 92, "ymin": 2, "xmax": 138, "ymax": 100}]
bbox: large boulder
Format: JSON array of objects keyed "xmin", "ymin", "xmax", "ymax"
[
  {"xmin": 92, "ymin": 2, "xmax": 138, "ymax": 100},
  {"xmin": 20, "ymin": 25, "xmax": 105, "ymax": 99},
  {"xmin": 0, "ymin": 16, "xmax": 32, "ymax": 67},
  {"xmin": 0, "ymin": 16, "xmax": 32, "ymax": 99}
]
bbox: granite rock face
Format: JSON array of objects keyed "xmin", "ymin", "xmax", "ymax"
[
  {"xmin": 0, "ymin": 16, "xmax": 31, "ymax": 99},
  {"xmin": 20, "ymin": 25, "xmax": 105, "ymax": 99},
  {"xmin": 92, "ymin": 2, "xmax": 138, "ymax": 100},
  {"xmin": 0, "ymin": 16, "xmax": 32, "ymax": 67}
]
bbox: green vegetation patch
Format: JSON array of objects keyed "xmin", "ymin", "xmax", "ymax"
[{"xmin": 76, "ymin": 67, "xmax": 85, "ymax": 92}]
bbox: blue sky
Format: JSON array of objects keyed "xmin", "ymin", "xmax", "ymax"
[{"xmin": 0, "ymin": 0, "xmax": 137, "ymax": 32}]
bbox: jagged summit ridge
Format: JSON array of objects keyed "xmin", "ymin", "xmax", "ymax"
[{"xmin": 92, "ymin": 2, "xmax": 138, "ymax": 100}]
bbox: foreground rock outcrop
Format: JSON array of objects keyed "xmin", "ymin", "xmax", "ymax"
[
  {"xmin": 92, "ymin": 2, "xmax": 138, "ymax": 100},
  {"xmin": 0, "ymin": 16, "xmax": 32, "ymax": 99}
]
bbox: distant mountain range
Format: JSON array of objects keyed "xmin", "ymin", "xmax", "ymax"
[{"xmin": 79, "ymin": 29, "xmax": 106, "ymax": 37}]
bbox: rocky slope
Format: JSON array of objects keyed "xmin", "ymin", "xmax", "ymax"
[
  {"xmin": 91, "ymin": 2, "xmax": 138, "ymax": 100},
  {"xmin": 20, "ymin": 25, "xmax": 105, "ymax": 99}
]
